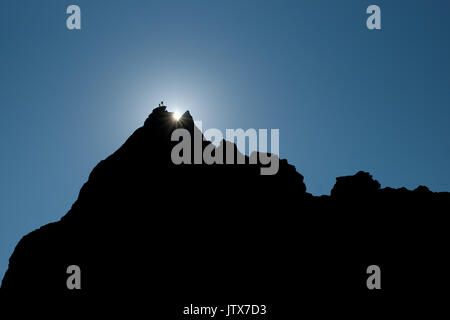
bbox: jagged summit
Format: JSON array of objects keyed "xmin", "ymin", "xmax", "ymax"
[{"xmin": 1, "ymin": 107, "xmax": 449, "ymax": 316}]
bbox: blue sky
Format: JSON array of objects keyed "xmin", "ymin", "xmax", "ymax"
[{"xmin": 1, "ymin": 0, "xmax": 450, "ymax": 280}]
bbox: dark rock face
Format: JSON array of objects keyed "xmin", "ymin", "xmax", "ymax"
[
  {"xmin": 331, "ymin": 171, "xmax": 381, "ymax": 198},
  {"xmin": 1, "ymin": 107, "xmax": 449, "ymax": 316}
]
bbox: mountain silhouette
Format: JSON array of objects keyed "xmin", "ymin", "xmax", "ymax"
[{"xmin": 1, "ymin": 107, "xmax": 449, "ymax": 316}]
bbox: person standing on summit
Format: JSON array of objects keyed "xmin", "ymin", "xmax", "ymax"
[{"xmin": 154, "ymin": 101, "xmax": 166, "ymax": 112}]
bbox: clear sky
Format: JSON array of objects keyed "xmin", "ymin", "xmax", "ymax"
[{"xmin": 1, "ymin": 0, "xmax": 449, "ymax": 280}]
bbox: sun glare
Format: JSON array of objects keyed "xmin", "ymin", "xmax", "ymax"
[{"xmin": 173, "ymin": 111, "xmax": 182, "ymax": 121}]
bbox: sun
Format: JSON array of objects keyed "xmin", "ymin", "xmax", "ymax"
[{"xmin": 173, "ymin": 111, "xmax": 182, "ymax": 121}]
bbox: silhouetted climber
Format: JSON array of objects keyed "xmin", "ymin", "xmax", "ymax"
[{"xmin": 155, "ymin": 101, "xmax": 166, "ymax": 112}]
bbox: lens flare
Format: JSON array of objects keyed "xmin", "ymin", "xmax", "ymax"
[{"xmin": 173, "ymin": 111, "xmax": 182, "ymax": 121}]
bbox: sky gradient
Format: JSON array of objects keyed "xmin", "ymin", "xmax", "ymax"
[{"xmin": 1, "ymin": 0, "xmax": 450, "ymax": 280}]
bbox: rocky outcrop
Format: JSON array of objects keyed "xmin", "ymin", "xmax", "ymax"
[{"xmin": 1, "ymin": 107, "xmax": 449, "ymax": 316}]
